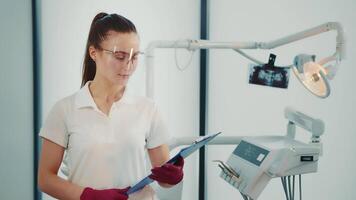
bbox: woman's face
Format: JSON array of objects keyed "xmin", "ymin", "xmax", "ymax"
[{"xmin": 90, "ymin": 30, "xmax": 140, "ymax": 86}]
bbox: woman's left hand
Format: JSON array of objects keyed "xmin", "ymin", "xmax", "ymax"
[{"xmin": 148, "ymin": 156, "xmax": 184, "ymax": 185}]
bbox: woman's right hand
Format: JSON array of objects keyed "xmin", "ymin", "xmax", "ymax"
[{"xmin": 80, "ymin": 187, "xmax": 130, "ymax": 200}]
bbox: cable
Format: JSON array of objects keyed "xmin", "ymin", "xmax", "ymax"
[
  {"xmin": 288, "ymin": 176, "xmax": 292, "ymax": 200},
  {"xmin": 281, "ymin": 177, "xmax": 289, "ymax": 200},
  {"xmin": 173, "ymin": 41, "xmax": 294, "ymax": 72},
  {"xmin": 281, "ymin": 177, "xmax": 288, "ymax": 200},
  {"xmin": 172, "ymin": 40, "xmax": 296, "ymax": 72},
  {"xmin": 286, "ymin": 176, "xmax": 291, "ymax": 200},
  {"xmin": 287, "ymin": 177, "xmax": 290, "ymax": 200},
  {"xmin": 233, "ymin": 48, "xmax": 264, "ymax": 65},
  {"xmin": 299, "ymin": 175, "xmax": 302, "ymax": 200},
  {"xmin": 292, "ymin": 175, "xmax": 295, "ymax": 200},
  {"xmin": 233, "ymin": 48, "xmax": 294, "ymax": 68},
  {"xmin": 240, "ymin": 192, "xmax": 248, "ymax": 200},
  {"xmin": 174, "ymin": 39, "xmax": 196, "ymax": 71}
]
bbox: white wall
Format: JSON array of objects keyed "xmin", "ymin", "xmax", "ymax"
[
  {"xmin": 207, "ymin": 0, "xmax": 356, "ymax": 199},
  {"xmin": 0, "ymin": 0, "xmax": 34, "ymax": 199},
  {"xmin": 40, "ymin": 1, "xmax": 356, "ymax": 200},
  {"xmin": 40, "ymin": 0, "xmax": 200, "ymax": 199}
]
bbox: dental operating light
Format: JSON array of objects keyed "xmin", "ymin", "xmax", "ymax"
[
  {"xmin": 145, "ymin": 22, "xmax": 345, "ymax": 98},
  {"xmin": 293, "ymin": 54, "xmax": 331, "ymax": 98}
]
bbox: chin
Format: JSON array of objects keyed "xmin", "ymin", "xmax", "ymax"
[{"xmin": 111, "ymin": 77, "xmax": 129, "ymax": 86}]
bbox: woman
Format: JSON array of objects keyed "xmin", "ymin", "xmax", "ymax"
[{"xmin": 38, "ymin": 12, "xmax": 184, "ymax": 200}]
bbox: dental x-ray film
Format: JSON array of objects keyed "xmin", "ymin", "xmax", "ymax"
[{"xmin": 248, "ymin": 64, "xmax": 290, "ymax": 89}]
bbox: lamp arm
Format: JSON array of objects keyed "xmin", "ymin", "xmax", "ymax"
[
  {"xmin": 259, "ymin": 22, "xmax": 345, "ymax": 58},
  {"xmin": 145, "ymin": 22, "xmax": 345, "ymax": 98}
]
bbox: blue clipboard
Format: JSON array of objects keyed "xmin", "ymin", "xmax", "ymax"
[{"xmin": 126, "ymin": 132, "xmax": 221, "ymax": 195}]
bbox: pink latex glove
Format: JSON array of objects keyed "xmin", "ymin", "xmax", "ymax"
[
  {"xmin": 80, "ymin": 187, "xmax": 130, "ymax": 200},
  {"xmin": 149, "ymin": 156, "xmax": 184, "ymax": 185}
]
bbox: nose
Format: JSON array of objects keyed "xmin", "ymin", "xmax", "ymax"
[
  {"xmin": 125, "ymin": 60, "xmax": 132, "ymax": 71},
  {"xmin": 126, "ymin": 48, "xmax": 134, "ymax": 70},
  {"xmin": 118, "ymin": 59, "xmax": 132, "ymax": 73}
]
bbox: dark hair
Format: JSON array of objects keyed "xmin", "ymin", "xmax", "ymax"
[{"xmin": 81, "ymin": 12, "xmax": 137, "ymax": 87}]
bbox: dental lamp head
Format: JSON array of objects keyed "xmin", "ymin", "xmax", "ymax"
[
  {"xmin": 291, "ymin": 22, "xmax": 345, "ymax": 98},
  {"xmin": 293, "ymin": 54, "xmax": 331, "ymax": 98}
]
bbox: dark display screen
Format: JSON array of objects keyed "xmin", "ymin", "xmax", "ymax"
[{"xmin": 233, "ymin": 140, "xmax": 270, "ymax": 166}]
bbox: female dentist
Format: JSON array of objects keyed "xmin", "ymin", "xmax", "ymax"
[{"xmin": 38, "ymin": 12, "xmax": 184, "ymax": 200}]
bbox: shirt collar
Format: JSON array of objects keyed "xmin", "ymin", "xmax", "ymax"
[{"xmin": 75, "ymin": 81, "xmax": 133, "ymax": 109}]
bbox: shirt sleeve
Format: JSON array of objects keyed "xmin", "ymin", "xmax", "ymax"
[
  {"xmin": 146, "ymin": 104, "xmax": 171, "ymax": 149},
  {"xmin": 39, "ymin": 100, "xmax": 69, "ymax": 148}
]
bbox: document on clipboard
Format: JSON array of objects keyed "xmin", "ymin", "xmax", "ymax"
[{"xmin": 126, "ymin": 132, "xmax": 221, "ymax": 195}]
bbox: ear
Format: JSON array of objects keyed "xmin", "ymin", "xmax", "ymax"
[{"xmin": 89, "ymin": 45, "xmax": 98, "ymax": 61}]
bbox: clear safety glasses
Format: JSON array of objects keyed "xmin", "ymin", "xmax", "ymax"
[{"xmin": 98, "ymin": 46, "xmax": 144, "ymax": 68}]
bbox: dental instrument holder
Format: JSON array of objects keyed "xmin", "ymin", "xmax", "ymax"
[{"xmin": 217, "ymin": 107, "xmax": 324, "ymax": 200}]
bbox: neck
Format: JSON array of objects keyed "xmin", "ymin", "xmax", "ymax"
[{"xmin": 89, "ymin": 77, "xmax": 125, "ymax": 103}]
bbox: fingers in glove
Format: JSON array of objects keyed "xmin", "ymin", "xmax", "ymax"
[
  {"xmin": 174, "ymin": 156, "xmax": 184, "ymax": 167},
  {"xmin": 149, "ymin": 167, "xmax": 183, "ymax": 185},
  {"xmin": 151, "ymin": 167, "xmax": 174, "ymax": 178},
  {"xmin": 149, "ymin": 172, "xmax": 183, "ymax": 185}
]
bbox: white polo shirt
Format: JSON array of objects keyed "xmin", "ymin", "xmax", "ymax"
[{"xmin": 39, "ymin": 81, "xmax": 170, "ymax": 199}]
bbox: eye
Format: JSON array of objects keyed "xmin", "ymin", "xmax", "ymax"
[
  {"xmin": 115, "ymin": 56, "xmax": 126, "ymax": 60},
  {"xmin": 113, "ymin": 53, "xmax": 126, "ymax": 60}
]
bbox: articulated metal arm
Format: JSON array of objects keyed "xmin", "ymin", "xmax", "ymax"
[{"xmin": 145, "ymin": 22, "xmax": 345, "ymax": 98}]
